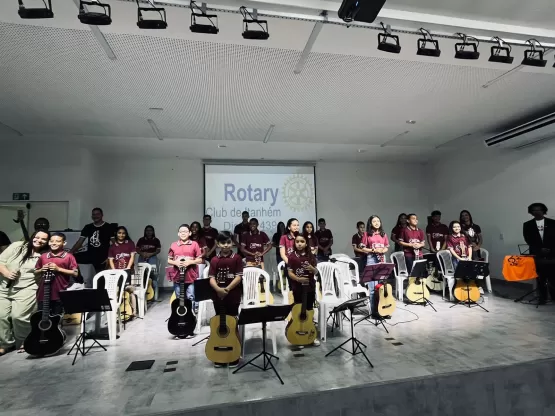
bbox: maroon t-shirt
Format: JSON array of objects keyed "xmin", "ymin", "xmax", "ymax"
[
  {"xmin": 279, "ymin": 234, "xmax": 296, "ymax": 260},
  {"xmin": 447, "ymin": 234, "xmax": 471, "ymax": 257},
  {"xmin": 315, "ymin": 229, "xmax": 333, "ymax": 255},
  {"xmin": 287, "ymin": 251, "xmax": 317, "ymax": 293},
  {"xmin": 36, "ymin": 251, "xmax": 78, "ymax": 301},
  {"xmin": 209, "ymin": 252, "xmax": 243, "ymax": 305},
  {"xmin": 241, "ymin": 231, "xmax": 270, "ymax": 262},
  {"xmin": 136, "ymin": 237, "xmax": 161, "ymax": 254},
  {"xmin": 191, "ymin": 236, "xmax": 208, "ymax": 256},
  {"xmin": 108, "ymin": 240, "xmax": 136, "ymax": 269},
  {"xmin": 391, "ymin": 225, "xmax": 406, "ymax": 251},
  {"xmin": 203, "ymin": 227, "xmax": 219, "ymax": 258},
  {"xmin": 306, "ymin": 234, "xmax": 318, "ymax": 251},
  {"xmin": 352, "ymin": 232, "xmax": 365, "ymax": 257},
  {"xmin": 426, "ymin": 223, "xmax": 449, "ymax": 250},
  {"xmin": 399, "ymin": 227, "xmax": 425, "ymax": 258}
]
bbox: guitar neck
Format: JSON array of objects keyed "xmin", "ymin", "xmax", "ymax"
[
  {"xmin": 179, "ymin": 268, "xmax": 186, "ymax": 306},
  {"xmin": 42, "ymin": 271, "xmax": 51, "ymax": 320}
]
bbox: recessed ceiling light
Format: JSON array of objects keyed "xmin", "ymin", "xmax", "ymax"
[
  {"xmin": 149, "ymin": 107, "xmax": 164, "ymax": 111},
  {"xmin": 357, "ymin": 149, "xmax": 366, "ymax": 153},
  {"xmin": 218, "ymin": 144, "xmax": 227, "ymax": 148},
  {"xmin": 406, "ymin": 120, "xmax": 416, "ymax": 124}
]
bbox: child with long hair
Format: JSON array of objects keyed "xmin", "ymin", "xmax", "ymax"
[
  {"xmin": 287, "ymin": 234, "xmax": 320, "ymax": 346},
  {"xmin": 108, "ymin": 226, "xmax": 137, "ymax": 318},
  {"xmin": 302, "ymin": 221, "xmax": 318, "ymax": 255}
]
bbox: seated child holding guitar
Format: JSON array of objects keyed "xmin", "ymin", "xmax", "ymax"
[
  {"xmin": 209, "ymin": 231, "xmax": 243, "ymax": 368},
  {"xmin": 108, "ymin": 226, "xmax": 137, "ymax": 318},
  {"xmin": 287, "ymin": 233, "xmax": 320, "ymax": 347}
]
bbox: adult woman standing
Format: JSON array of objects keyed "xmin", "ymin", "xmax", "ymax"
[
  {"xmin": 361, "ymin": 216, "xmax": 389, "ymax": 316},
  {"xmin": 280, "ymin": 218, "xmax": 300, "ymax": 265},
  {"xmin": 0, "ymin": 230, "xmax": 49, "ymax": 355},
  {"xmin": 459, "ymin": 210, "xmax": 483, "ymax": 260},
  {"xmin": 391, "ymin": 213, "xmax": 407, "ymax": 252}
]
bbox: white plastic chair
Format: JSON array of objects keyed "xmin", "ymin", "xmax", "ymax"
[
  {"xmin": 92, "ymin": 270, "xmax": 127, "ymax": 345},
  {"xmin": 332, "ymin": 257, "xmax": 368, "ymax": 299},
  {"xmin": 478, "ymin": 248, "xmax": 492, "ymax": 293},
  {"xmin": 134, "ymin": 263, "xmax": 152, "ymax": 318},
  {"xmin": 437, "ymin": 250, "xmax": 456, "ymax": 300},
  {"xmin": 241, "ymin": 267, "xmax": 277, "ymax": 355},
  {"xmin": 277, "ymin": 261, "xmax": 290, "ymax": 304},
  {"xmin": 390, "ymin": 252, "xmax": 409, "ymax": 301},
  {"xmin": 316, "ymin": 262, "xmax": 345, "ymax": 342},
  {"xmin": 196, "ymin": 266, "xmax": 211, "ymax": 330}
]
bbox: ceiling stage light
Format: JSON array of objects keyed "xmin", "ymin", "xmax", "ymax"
[
  {"xmin": 240, "ymin": 7, "xmax": 269, "ymax": 40},
  {"xmin": 416, "ymin": 28, "xmax": 440, "ymax": 57},
  {"xmin": 454, "ymin": 33, "xmax": 480, "ymax": 60},
  {"xmin": 18, "ymin": 0, "xmax": 54, "ymax": 19},
  {"xmin": 377, "ymin": 23, "xmax": 401, "ymax": 54},
  {"xmin": 136, "ymin": 0, "xmax": 167, "ymax": 29},
  {"xmin": 488, "ymin": 37, "xmax": 513, "ymax": 64},
  {"xmin": 522, "ymin": 39, "xmax": 547, "ymax": 67},
  {"xmin": 190, "ymin": 1, "xmax": 219, "ymax": 34},
  {"xmin": 78, "ymin": 1, "xmax": 112, "ymax": 26}
]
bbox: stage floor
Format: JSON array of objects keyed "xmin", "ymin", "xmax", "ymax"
[{"xmin": 1, "ymin": 286, "xmax": 554, "ymax": 416}]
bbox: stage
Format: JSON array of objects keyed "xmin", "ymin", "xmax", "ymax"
[{"xmin": 1, "ymin": 284, "xmax": 555, "ymax": 416}]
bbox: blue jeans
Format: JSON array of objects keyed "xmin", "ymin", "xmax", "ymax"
[
  {"xmin": 173, "ymin": 282, "xmax": 197, "ymax": 312},
  {"xmin": 452, "ymin": 257, "xmax": 459, "ymax": 272},
  {"xmin": 366, "ymin": 255, "xmax": 379, "ymax": 314}
]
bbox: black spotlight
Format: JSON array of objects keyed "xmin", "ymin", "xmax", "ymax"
[
  {"xmin": 17, "ymin": 0, "xmax": 54, "ymax": 19},
  {"xmin": 78, "ymin": 1, "xmax": 112, "ymax": 26},
  {"xmin": 454, "ymin": 33, "xmax": 480, "ymax": 60},
  {"xmin": 377, "ymin": 22, "xmax": 401, "ymax": 54},
  {"xmin": 190, "ymin": 1, "xmax": 219, "ymax": 34},
  {"xmin": 488, "ymin": 37, "xmax": 513, "ymax": 64},
  {"xmin": 136, "ymin": 0, "xmax": 167, "ymax": 29},
  {"xmin": 522, "ymin": 39, "xmax": 547, "ymax": 67},
  {"xmin": 240, "ymin": 6, "xmax": 269, "ymax": 40},
  {"xmin": 416, "ymin": 28, "xmax": 441, "ymax": 57}
]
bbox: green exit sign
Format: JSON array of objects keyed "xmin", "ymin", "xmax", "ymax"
[{"xmin": 12, "ymin": 193, "xmax": 30, "ymax": 201}]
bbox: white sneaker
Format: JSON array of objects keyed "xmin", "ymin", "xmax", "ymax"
[
  {"xmin": 214, "ymin": 363, "xmax": 224, "ymax": 368},
  {"xmin": 479, "ymin": 287, "xmax": 484, "ymax": 295},
  {"xmin": 312, "ymin": 339, "xmax": 320, "ymax": 347}
]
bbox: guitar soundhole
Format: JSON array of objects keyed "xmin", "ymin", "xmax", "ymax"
[
  {"xmin": 176, "ymin": 306, "xmax": 187, "ymax": 317},
  {"xmin": 38, "ymin": 320, "xmax": 52, "ymax": 332},
  {"xmin": 218, "ymin": 326, "xmax": 230, "ymax": 338}
]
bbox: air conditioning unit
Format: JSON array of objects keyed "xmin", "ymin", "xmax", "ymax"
[{"xmin": 485, "ymin": 111, "xmax": 555, "ymax": 149}]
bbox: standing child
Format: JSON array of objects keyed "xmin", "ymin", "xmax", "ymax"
[
  {"xmin": 209, "ymin": 231, "xmax": 243, "ymax": 368},
  {"xmin": 34, "ymin": 233, "xmax": 78, "ymax": 317},
  {"xmin": 241, "ymin": 218, "xmax": 272, "ymax": 269},
  {"xmin": 315, "ymin": 218, "xmax": 333, "ymax": 262},
  {"xmin": 108, "ymin": 226, "xmax": 137, "ymax": 317},
  {"xmin": 167, "ymin": 224, "xmax": 203, "ymax": 313},
  {"xmin": 287, "ymin": 234, "xmax": 320, "ymax": 346}
]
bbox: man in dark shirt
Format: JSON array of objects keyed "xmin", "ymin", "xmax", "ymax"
[
  {"xmin": 426, "ymin": 210, "xmax": 449, "ymax": 253},
  {"xmin": 315, "ymin": 218, "xmax": 333, "ymax": 262},
  {"xmin": 233, "ymin": 211, "xmax": 250, "ymax": 255},
  {"xmin": 70, "ymin": 207, "xmax": 116, "ymax": 287}
]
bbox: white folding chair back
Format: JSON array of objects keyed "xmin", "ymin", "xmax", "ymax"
[
  {"xmin": 391, "ymin": 251, "xmax": 409, "ymax": 301},
  {"xmin": 316, "ymin": 262, "xmax": 345, "ymax": 342},
  {"xmin": 277, "ymin": 261, "xmax": 290, "ymax": 303},
  {"xmin": 329, "ymin": 253, "xmax": 351, "ymax": 260},
  {"xmin": 437, "ymin": 250, "xmax": 456, "ymax": 299},
  {"xmin": 333, "ymin": 258, "xmax": 367, "ymax": 299},
  {"xmin": 240, "ymin": 268, "xmax": 277, "ymax": 356},
  {"xmin": 93, "ymin": 270, "xmax": 127, "ymax": 345},
  {"xmin": 134, "ymin": 263, "xmax": 152, "ymax": 318}
]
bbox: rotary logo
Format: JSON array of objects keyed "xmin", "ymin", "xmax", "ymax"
[{"xmin": 282, "ymin": 174, "xmax": 314, "ymax": 212}]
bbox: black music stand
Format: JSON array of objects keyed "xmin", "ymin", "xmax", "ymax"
[
  {"xmin": 232, "ymin": 305, "xmax": 292, "ymax": 385},
  {"xmin": 451, "ymin": 261, "xmax": 489, "ymax": 312},
  {"xmin": 355, "ymin": 263, "xmax": 395, "ymax": 333},
  {"xmin": 191, "ymin": 279, "xmax": 213, "ymax": 346},
  {"xmin": 404, "ymin": 260, "xmax": 437, "ymax": 312},
  {"xmin": 59, "ymin": 289, "xmax": 111, "ymax": 365},
  {"xmin": 326, "ymin": 297, "xmax": 373, "ymax": 367},
  {"xmin": 512, "ymin": 255, "xmax": 554, "ymax": 307}
]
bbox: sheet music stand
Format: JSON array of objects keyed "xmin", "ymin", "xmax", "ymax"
[
  {"xmin": 191, "ymin": 279, "xmax": 213, "ymax": 346},
  {"xmin": 451, "ymin": 261, "xmax": 489, "ymax": 312},
  {"xmin": 232, "ymin": 305, "xmax": 292, "ymax": 385},
  {"xmin": 355, "ymin": 263, "xmax": 395, "ymax": 333},
  {"xmin": 405, "ymin": 260, "xmax": 437, "ymax": 312},
  {"xmin": 325, "ymin": 297, "xmax": 373, "ymax": 367},
  {"xmin": 59, "ymin": 289, "xmax": 111, "ymax": 365}
]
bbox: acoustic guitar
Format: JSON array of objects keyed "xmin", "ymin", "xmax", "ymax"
[
  {"xmin": 167, "ymin": 265, "xmax": 197, "ymax": 338},
  {"xmin": 146, "ymin": 278, "xmax": 155, "ymax": 301},
  {"xmin": 375, "ymin": 281, "xmax": 396, "ymax": 317},
  {"xmin": 24, "ymin": 271, "xmax": 66, "ymax": 357},
  {"xmin": 285, "ymin": 283, "xmax": 317, "ymax": 346},
  {"xmin": 453, "ymin": 258, "xmax": 480, "ymax": 303},
  {"xmin": 205, "ymin": 268, "xmax": 241, "ymax": 364},
  {"xmin": 119, "ymin": 291, "xmax": 134, "ymax": 322}
]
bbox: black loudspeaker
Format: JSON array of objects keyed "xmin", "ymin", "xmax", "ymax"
[{"xmin": 338, "ymin": 0, "xmax": 387, "ymax": 24}]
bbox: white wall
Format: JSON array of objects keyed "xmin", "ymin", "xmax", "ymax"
[{"xmin": 431, "ymin": 141, "xmax": 555, "ymax": 278}]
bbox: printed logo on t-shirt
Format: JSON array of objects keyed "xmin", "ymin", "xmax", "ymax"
[
  {"xmin": 287, "ymin": 247, "xmax": 294, "ymax": 255},
  {"xmin": 90, "ymin": 231, "xmax": 101, "ymax": 248},
  {"xmin": 538, "ymin": 225, "xmax": 545, "ymax": 233},
  {"xmin": 432, "ymin": 233, "xmax": 445, "ymax": 239}
]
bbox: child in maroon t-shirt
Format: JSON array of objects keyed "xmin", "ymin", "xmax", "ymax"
[
  {"xmin": 398, "ymin": 214, "xmax": 426, "ymax": 273},
  {"xmin": 209, "ymin": 231, "xmax": 243, "ymax": 368},
  {"xmin": 287, "ymin": 234, "xmax": 320, "ymax": 346},
  {"xmin": 34, "ymin": 233, "xmax": 78, "ymax": 316},
  {"xmin": 240, "ymin": 218, "xmax": 271, "ymax": 269}
]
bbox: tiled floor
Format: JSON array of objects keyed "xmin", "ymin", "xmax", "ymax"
[{"xmin": 1, "ymin": 288, "xmax": 554, "ymax": 416}]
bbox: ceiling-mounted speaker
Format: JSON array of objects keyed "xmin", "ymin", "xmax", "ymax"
[{"xmin": 338, "ymin": 0, "xmax": 387, "ymax": 24}]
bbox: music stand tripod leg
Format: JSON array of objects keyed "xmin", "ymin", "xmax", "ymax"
[{"xmin": 192, "ymin": 336, "xmax": 209, "ymax": 346}]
